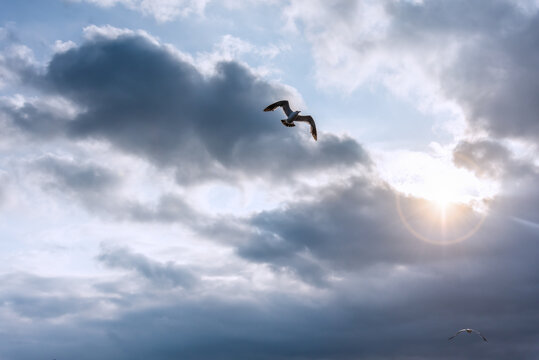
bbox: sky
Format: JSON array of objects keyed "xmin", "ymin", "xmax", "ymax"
[{"xmin": 1, "ymin": 0, "xmax": 539, "ymax": 359}]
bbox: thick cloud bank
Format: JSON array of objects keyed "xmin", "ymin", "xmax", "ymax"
[{"xmin": 3, "ymin": 30, "xmax": 369, "ymax": 185}]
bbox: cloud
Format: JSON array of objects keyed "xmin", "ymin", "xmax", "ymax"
[
  {"xmin": 35, "ymin": 156, "xmax": 118, "ymax": 188},
  {"xmin": 0, "ymin": 44, "xmax": 40, "ymax": 88},
  {"xmin": 26, "ymin": 153, "xmax": 250, "ymax": 248},
  {"xmin": 27, "ymin": 149, "xmax": 474, "ymax": 292},
  {"xmin": 4, "ymin": 28, "xmax": 369, "ymax": 186},
  {"xmin": 285, "ymin": 0, "xmax": 539, "ymax": 141},
  {"xmin": 0, "ymin": 172, "xmax": 6, "ymax": 206},
  {"xmin": 93, "ymin": 176, "xmax": 539, "ymax": 358},
  {"xmin": 53, "ymin": 40, "xmax": 77, "ymax": 53},
  {"xmin": 3, "ymin": 226, "xmax": 539, "ymax": 360},
  {"xmin": 34, "ymin": 155, "xmax": 118, "ymax": 193},
  {"xmin": 72, "ymin": 0, "xmax": 209, "ymax": 22},
  {"xmin": 30, "ymin": 154, "xmax": 121, "ymax": 214},
  {"xmin": 0, "ymin": 97, "xmax": 80, "ymax": 139},
  {"xmin": 97, "ymin": 245, "xmax": 198, "ymax": 288},
  {"xmin": 451, "ymin": 138, "xmax": 539, "ymax": 223},
  {"xmin": 27, "ymin": 152, "xmax": 246, "ymax": 238},
  {"xmin": 125, "ymin": 194, "xmax": 201, "ymax": 223},
  {"xmin": 238, "ymin": 174, "xmax": 500, "ymax": 286},
  {"xmin": 0, "ymin": 273, "xmax": 106, "ymax": 320},
  {"xmin": 388, "ymin": 0, "xmax": 539, "ymax": 141},
  {"xmin": 193, "ymin": 34, "xmax": 291, "ymax": 76},
  {"xmin": 453, "ymin": 139, "xmax": 536, "ymax": 180}
]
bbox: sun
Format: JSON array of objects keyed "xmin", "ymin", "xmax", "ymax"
[
  {"xmin": 378, "ymin": 150, "xmax": 499, "ymax": 210},
  {"xmin": 423, "ymin": 171, "xmax": 468, "ymax": 209},
  {"xmin": 378, "ymin": 150, "xmax": 500, "ymax": 245},
  {"xmin": 434, "ymin": 193, "xmax": 451, "ymax": 210}
]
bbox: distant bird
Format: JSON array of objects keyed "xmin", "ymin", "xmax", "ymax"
[
  {"xmin": 263, "ymin": 100, "xmax": 317, "ymax": 141},
  {"xmin": 448, "ymin": 328, "xmax": 488, "ymax": 342}
]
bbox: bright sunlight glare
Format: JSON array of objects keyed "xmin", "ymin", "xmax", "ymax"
[
  {"xmin": 375, "ymin": 149, "xmax": 501, "ymax": 245},
  {"xmin": 376, "ymin": 149, "xmax": 500, "ymax": 208}
]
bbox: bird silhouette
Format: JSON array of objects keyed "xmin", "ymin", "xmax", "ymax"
[
  {"xmin": 448, "ymin": 328, "xmax": 488, "ymax": 342},
  {"xmin": 264, "ymin": 100, "xmax": 317, "ymax": 140}
]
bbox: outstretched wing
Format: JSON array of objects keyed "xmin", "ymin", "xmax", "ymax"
[
  {"xmin": 448, "ymin": 329, "xmax": 466, "ymax": 340},
  {"xmin": 295, "ymin": 115, "xmax": 317, "ymax": 141},
  {"xmin": 472, "ymin": 330, "xmax": 488, "ymax": 342},
  {"xmin": 263, "ymin": 100, "xmax": 292, "ymax": 116}
]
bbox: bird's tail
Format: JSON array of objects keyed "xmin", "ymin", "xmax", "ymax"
[{"xmin": 281, "ymin": 120, "xmax": 295, "ymax": 127}]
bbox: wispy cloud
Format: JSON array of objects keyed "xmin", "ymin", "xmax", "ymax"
[{"xmin": 72, "ymin": 0, "xmax": 210, "ymax": 22}]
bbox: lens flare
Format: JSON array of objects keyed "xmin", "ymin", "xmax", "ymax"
[
  {"xmin": 396, "ymin": 192, "xmax": 487, "ymax": 245},
  {"xmin": 393, "ymin": 153, "xmax": 492, "ymax": 245}
]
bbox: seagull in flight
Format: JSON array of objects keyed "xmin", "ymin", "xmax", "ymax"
[
  {"xmin": 448, "ymin": 328, "xmax": 488, "ymax": 342},
  {"xmin": 263, "ymin": 100, "xmax": 318, "ymax": 141}
]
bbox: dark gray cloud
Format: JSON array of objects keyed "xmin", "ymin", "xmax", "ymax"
[
  {"xmin": 238, "ymin": 175, "xmax": 499, "ymax": 286},
  {"xmin": 452, "ymin": 139, "xmax": 539, "ymax": 223},
  {"xmin": 0, "ymin": 102, "xmax": 68, "ymax": 139},
  {"xmin": 0, "ymin": 273, "xmax": 101, "ymax": 320},
  {"xmin": 453, "ymin": 139, "xmax": 535, "ymax": 179},
  {"xmin": 4, "ymin": 293, "xmax": 94, "ymax": 319},
  {"xmin": 31, "ymin": 154, "xmax": 121, "ymax": 213},
  {"xmin": 28, "ymin": 154, "xmax": 248, "ymax": 244},
  {"xmin": 30, "ymin": 157, "xmax": 246, "ymax": 238},
  {"xmin": 3, "ymin": 161, "xmax": 539, "ymax": 359},
  {"xmin": 5, "ymin": 31, "xmax": 369, "ymax": 185},
  {"xmin": 123, "ymin": 193, "xmax": 248, "ymax": 244},
  {"xmin": 97, "ymin": 246, "xmax": 197, "ymax": 289},
  {"xmin": 99, "ymin": 181, "xmax": 538, "ymax": 359},
  {"xmin": 2, "ymin": 229, "xmax": 539, "ymax": 360},
  {"xmin": 35, "ymin": 155, "xmax": 118, "ymax": 193},
  {"xmin": 34, "ymin": 152, "xmax": 497, "ymax": 289},
  {"xmin": 31, "ymin": 147, "xmax": 533, "ymax": 295},
  {"xmin": 30, "ymin": 154, "xmax": 190, "ymax": 219},
  {"xmin": 125, "ymin": 194, "xmax": 201, "ymax": 223}
]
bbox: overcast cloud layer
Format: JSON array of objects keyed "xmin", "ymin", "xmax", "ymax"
[{"xmin": 1, "ymin": 1, "xmax": 539, "ymax": 359}]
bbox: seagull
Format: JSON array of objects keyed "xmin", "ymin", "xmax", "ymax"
[
  {"xmin": 448, "ymin": 328, "xmax": 488, "ymax": 342},
  {"xmin": 263, "ymin": 100, "xmax": 317, "ymax": 141}
]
